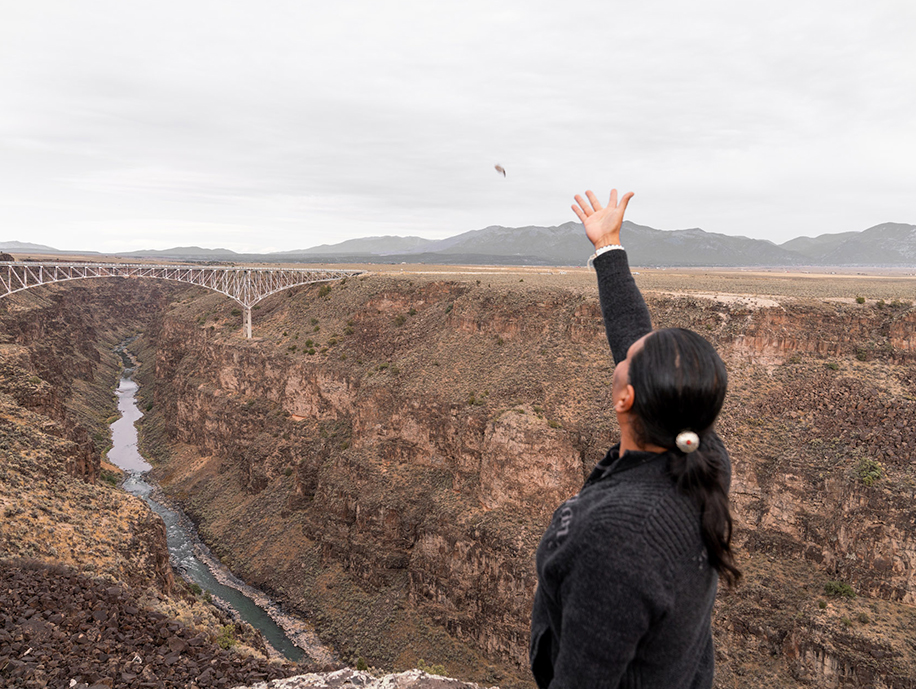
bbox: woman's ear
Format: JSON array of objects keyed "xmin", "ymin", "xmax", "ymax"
[{"xmin": 615, "ymin": 384, "xmax": 636, "ymax": 413}]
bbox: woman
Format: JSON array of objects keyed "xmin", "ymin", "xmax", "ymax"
[{"xmin": 529, "ymin": 189, "xmax": 740, "ymax": 689}]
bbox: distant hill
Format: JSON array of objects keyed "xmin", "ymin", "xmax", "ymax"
[
  {"xmin": 0, "ymin": 240, "xmax": 69, "ymax": 253},
  {"xmin": 289, "ymin": 221, "xmax": 806, "ymax": 267},
  {"xmin": 779, "ymin": 231, "xmax": 862, "ymax": 257},
  {"xmin": 7, "ymin": 221, "xmax": 915, "ymax": 266},
  {"xmin": 612, "ymin": 223, "xmax": 801, "ymax": 267},
  {"xmin": 289, "ymin": 236, "xmax": 436, "ymax": 255},
  {"xmin": 118, "ymin": 246, "xmax": 241, "ymax": 259},
  {"xmin": 781, "ymin": 223, "xmax": 916, "ymax": 265},
  {"xmin": 289, "ymin": 220, "xmax": 916, "ymax": 266}
]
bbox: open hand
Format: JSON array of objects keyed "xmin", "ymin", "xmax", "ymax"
[{"xmin": 572, "ymin": 189, "xmax": 634, "ymax": 249}]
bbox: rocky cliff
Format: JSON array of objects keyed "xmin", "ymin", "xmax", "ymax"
[
  {"xmin": 137, "ymin": 272, "xmax": 916, "ymax": 688},
  {"xmin": 0, "ymin": 280, "xmax": 179, "ymax": 587},
  {"xmin": 0, "ymin": 279, "xmax": 310, "ymax": 687}
]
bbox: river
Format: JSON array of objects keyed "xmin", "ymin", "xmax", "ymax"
[{"xmin": 108, "ymin": 341, "xmax": 329, "ymax": 664}]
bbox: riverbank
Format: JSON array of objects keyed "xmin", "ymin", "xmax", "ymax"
[
  {"xmin": 111, "ymin": 341, "xmax": 335, "ymax": 665},
  {"xmin": 143, "ymin": 480, "xmax": 336, "ymax": 666}
]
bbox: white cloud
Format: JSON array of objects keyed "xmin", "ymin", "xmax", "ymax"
[{"xmin": 1, "ymin": 0, "xmax": 914, "ymax": 252}]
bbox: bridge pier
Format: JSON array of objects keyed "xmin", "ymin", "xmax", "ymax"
[{"xmin": 244, "ymin": 305, "xmax": 252, "ymax": 339}]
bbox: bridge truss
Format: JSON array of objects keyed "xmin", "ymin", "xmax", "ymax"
[{"xmin": 0, "ymin": 262, "xmax": 365, "ymax": 338}]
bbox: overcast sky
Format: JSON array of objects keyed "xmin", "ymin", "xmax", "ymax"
[{"xmin": 1, "ymin": 1, "xmax": 914, "ymax": 254}]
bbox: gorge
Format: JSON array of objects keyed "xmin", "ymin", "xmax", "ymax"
[
  {"xmin": 2, "ymin": 266, "xmax": 916, "ymax": 688},
  {"xmin": 109, "ymin": 341, "xmax": 316, "ymax": 663}
]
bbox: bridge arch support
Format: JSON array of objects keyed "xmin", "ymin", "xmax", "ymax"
[{"xmin": 0, "ymin": 262, "xmax": 365, "ymax": 338}]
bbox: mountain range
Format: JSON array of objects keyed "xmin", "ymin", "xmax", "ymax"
[{"xmin": 4, "ymin": 221, "xmax": 915, "ymax": 267}]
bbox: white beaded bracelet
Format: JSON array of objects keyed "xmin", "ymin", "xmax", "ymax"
[{"xmin": 587, "ymin": 244, "xmax": 624, "ymax": 269}]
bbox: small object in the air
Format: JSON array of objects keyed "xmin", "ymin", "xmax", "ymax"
[{"xmin": 494, "ymin": 164, "xmax": 506, "ymax": 177}]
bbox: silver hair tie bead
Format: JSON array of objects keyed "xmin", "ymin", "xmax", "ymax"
[{"xmin": 676, "ymin": 431, "xmax": 700, "ymax": 453}]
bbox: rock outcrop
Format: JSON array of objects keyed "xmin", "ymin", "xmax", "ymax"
[{"xmin": 233, "ymin": 667, "xmax": 495, "ymax": 688}]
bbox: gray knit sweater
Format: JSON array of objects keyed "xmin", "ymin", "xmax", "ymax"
[{"xmin": 529, "ymin": 249, "xmax": 722, "ymax": 688}]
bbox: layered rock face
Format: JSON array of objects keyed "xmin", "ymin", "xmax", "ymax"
[
  {"xmin": 141, "ymin": 274, "xmax": 916, "ymax": 688},
  {"xmin": 0, "ymin": 280, "xmax": 178, "ymax": 589}
]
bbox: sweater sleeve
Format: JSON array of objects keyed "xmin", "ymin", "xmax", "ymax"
[{"xmin": 594, "ymin": 249, "xmax": 652, "ymax": 364}]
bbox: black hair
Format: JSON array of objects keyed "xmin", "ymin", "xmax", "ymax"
[{"xmin": 628, "ymin": 327, "xmax": 741, "ymax": 586}]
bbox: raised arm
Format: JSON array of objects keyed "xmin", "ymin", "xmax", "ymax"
[
  {"xmin": 595, "ymin": 250, "xmax": 652, "ymax": 364},
  {"xmin": 572, "ymin": 189, "xmax": 652, "ymax": 363}
]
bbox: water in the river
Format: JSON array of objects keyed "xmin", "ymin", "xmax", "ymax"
[
  {"xmin": 112, "ymin": 377, "xmax": 151, "ymax": 472},
  {"xmin": 109, "ymin": 345, "xmax": 305, "ymax": 662}
]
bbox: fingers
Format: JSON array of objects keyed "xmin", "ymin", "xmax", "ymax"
[
  {"xmin": 573, "ymin": 194, "xmax": 592, "ymax": 219},
  {"xmin": 571, "ymin": 203, "xmax": 588, "ymax": 223},
  {"xmin": 572, "ymin": 188, "xmax": 635, "ymax": 223}
]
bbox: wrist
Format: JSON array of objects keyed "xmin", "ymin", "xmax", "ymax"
[
  {"xmin": 592, "ymin": 234, "xmax": 621, "ymax": 250},
  {"xmin": 587, "ymin": 244, "xmax": 624, "ymax": 269}
]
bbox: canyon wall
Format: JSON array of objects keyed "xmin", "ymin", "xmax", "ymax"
[
  {"xmin": 0, "ymin": 279, "xmax": 180, "ymax": 591},
  {"xmin": 140, "ymin": 274, "xmax": 916, "ymax": 688},
  {"xmin": 0, "ymin": 278, "xmax": 325, "ymax": 687}
]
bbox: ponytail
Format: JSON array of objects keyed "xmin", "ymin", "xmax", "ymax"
[
  {"xmin": 667, "ymin": 432, "xmax": 741, "ymax": 586},
  {"xmin": 628, "ymin": 328, "xmax": 742, "ymax": 587}
]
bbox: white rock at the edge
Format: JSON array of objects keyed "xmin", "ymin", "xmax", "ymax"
[{"xmin": 233, "ymin": 667, "xmax": 498, "ymax": 689}]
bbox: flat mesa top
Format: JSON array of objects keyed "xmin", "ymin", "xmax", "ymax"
[
  {"xmin": 349, "ymin": 264, "xmax": 916, "ymax": 303},
  {"xmin": 4, "ymin": 252, "xmax": 914, "ymax": 301}
]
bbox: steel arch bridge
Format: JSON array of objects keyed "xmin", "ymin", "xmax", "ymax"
[{"xmin": 0, "ymin": 262, "xmax": 365, "ymax": 338}]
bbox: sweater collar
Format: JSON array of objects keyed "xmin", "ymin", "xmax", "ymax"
[{"xmin": 585, "ymin": 443, "xmax": 668, "ymax": 486}]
